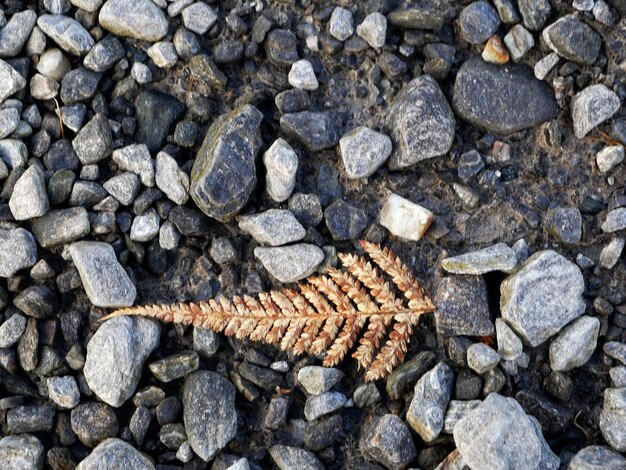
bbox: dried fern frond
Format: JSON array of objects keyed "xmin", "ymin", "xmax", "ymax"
[{"xmin": 103, "ymin": 241, "xmax": 436, "ymax": 381}]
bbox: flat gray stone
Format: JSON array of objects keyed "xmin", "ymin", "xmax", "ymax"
[
  {"xmin": 76, "ymin": 438, "xmax": 154, "ymax": 470},
  {"xmin": 103, "ymin": 172, "xmax": 140, "ymax": 206},
  {"xmin": 518, "ymin": 0, "xmax": 551, "ymax": 30},
  {"xmin": 130, "ymin": 208, "xmax": 160, "ymax": 242},
  {"xmin": 254, "ymin": 243, "xmax": 324, "ymax": 282},
  {"xmin": 0, "ymin": 108, "xmax": 20, "ymax": 139},
  {"xmin": 0, "ymin": 313, "xmax": 27, "ymax": 348},
  {"xmin": 9, "ymin": 165, "xmax": 49, "ymax": 220},
  {"xmin": 602, "ymin": 208, "xmax": 626, "ymax": 233},
  {"xmin": 357, "ymin": 12, "xmax": 387, "ymax": 48},
  {"xmin": 0, "ymin": 228, "xmax": 37, "ymax": 277},
  {"xmin": 239, "ymin": 209, "xmax": 305, "ymax": 246},
  {"xmin": 304, "ymin": 391, "xmax": 347, "ymax": 420},
  {"xmin": 442, "ymin": 243, "xmax": 517, "ymax": 274},
  {"xmin": 500, "ymin": 250, "xmax": 585, "ymax": 347},
  {"xmin": 280, "ymin": 111, "xmax": 339, "ymax": 152},
  {"xmin": 442, "ymin": 400, "xmax": 482, "ymax": 434},
  {"xmin": 37, "ymin": 14, "xmax": 95, "ymax": 56},
  {"xmin": 31, "ymin": 207, "xmax": 90, "ymax": 248},
  {"xmin": 467, "ymin": 343, "xmax": 500, "ymax": 374},
  {"xmin": 549, "ymin": 315, "xmax": 600, "ymax": 371},
  {"xmin": 435, "ymin": 275, "xmax": 494, "ymax": 336},
  {"xmin": 543, "ymin": 16, "xmax": 602, "ymax": 65},
  {"xmin": 69, "ymin": 241, "xmax": 136, "ymax": 308},
  {"xmin": 298, "ymin": 366, "xmax": 344, "ymax": 395},
  {"xmin": 0, "ymin": 139, "xmax": 27, "ymax": 169},
  {"xmin": 99, "ymin": 0, "xmax": 169, "ymax": 42},
  {"xmin": 84, "ymin": 316, "xmax": 160, "ymax": 407},
  {"xmin": 329, "ymin": 7, "xmax": 353, "ymax": 41},
  {"xmin": 571, "ymin": 84, "xmax": 621, "ymax": 138},
  {"xmin": 47, "ymin": 375, "xmax": 80, "ymax": 408},
  {"xmin": 600, "ymin": 387, "xmax": 626, "ymax": 452},
  {"xmin": 459, "ymin": 1, "xmax": 501, "ymax": 44},
  {"xmin": 0, "ymin": 435, "xmax": 44, "ymax": 470}
]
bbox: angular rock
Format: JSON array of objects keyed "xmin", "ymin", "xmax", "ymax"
[
  {"xmin": 239, "ymin": 209, "xmax": 305, "ymax": 246},
  {"xmin": 263, "ymin": 138, "xmax": 298, "ymax": 202},
  {"xmin": 544, "ymin": 207, "xmax": 582, "ymax": 244},
  {"xmin": 0, "ymin": 59, "xmax": 26, "ymax": 102},
  {"xmin": 329, "ymin": 7, "xmax": 353, "ymax": 41},
  {"xmin": 9, "ymin": 165, "xmax": 49, "ymax": 220},
  {"xmin": 181, "ymin": 3, "xmax": 217, "ymax": 35},
  {"xmin": 0, "ymin": 435, "xmax": 44, "ymax": 470},
  {"xmin": 515, "ymin": 389, "xmax": 572, "ymax": 435},
  {"xmin": 467, "ymin": 343, "xmax": 500, "ymax": 374},
  {"xmin": 386, "ymin": 75, "xmax": 455, "ymax": 168},
  {"xmin": 518, "ymin": 0, "xmax": 551, "ymax": 30},
  {"xmin": 155, "ymin": 151, "xmax": 189, "ymax": 205},
  {"xmin": 135, "ymin": 90, "xmax": 186, "ymax": 153},
  {"xmin": 442, "ymin": 400, "xmax": 482, "ymax": 434},
  {"xmin": 47, "ymin": 375, "xmax": 80, "ymax": 409},
  {"xmin": 0, "ymin": 10, "xmax": 38, "ymax": 58},
  {"xmin": 304, "ymin": 391, "xmax": 346, "ymax": 420},
  {"xmin": 549, "ymin": 315, "xmax": 599, "ymax": 371},
  {"xmin": 99, "ymin": 0, "xmax": 169, "ymax": 41},
  {"xmin": 361, "ymin": 414, "xmax": 416, "ymax": 470},
  {"xmin": 459, "ymin": 1, "xmax": 501, "ymax": 44},
  {"xmin": 0, "ymin": 313, "xmax": 27, "ymax": 348},
  {"xmin": 386, "ymin": 351, "xmax": 437, "ymax": 400},
  {"xmin": 442, "ymin": 243, "xmax": 517, "ymax": 274},
  {"xmin": 269, "ymin": 445, "xmax": 324, "ymax": 470},
  {"xmin": 83, "ymin": 35, "xmax": 125, "ymax": 72},
  {"xmin": 69, "ymin": 241, "xmax": 136, "ymax": 308},
  {"xmin": 0, "ymin": 108, "xmax": 19, "ymax": 139},
  {"xmin": 72, "ymin": 113, "xmax": 113, "ymax": 164},
  {"xmin": 0, "ymin": 139, "xmax": 27, "ymax": 169},
  {"xmin": 265, "ymin": 29, "xmax": 298, "ymax": 67},
  {"xmin": 600, "ymin": 238, "xmax": 626, "ymax": 269},
  {"xmin": 571, "ymin": 85, "xmax": 621, "ymax": 139},
  {"xmin": 31, "ymin": 207, "xmax": 89, "ymax": 248},
  {"xmin": 111, "ymin": 144, "xmax": 155, "ymax": 187},
  {"xmin": 298, "ymin": 366, "xmax": 344, "ymax": 395},
  {"xmin": 37, "ymin": 14, "xmax": 95, "ymax": 56},
  {"xmin": 280, "ymin": 111, "xmax": 339, "ymax": 152},
  {"xmin": 500, "ymin": 250, "xmax": 585, "ymax": 347},
  {"xmin": 379, "ymin": 192, "xmax": 433, "ymax": 241},
  {"xmin": 76, "ymin": 438, "xmax": 154, "ymax": 470},
  {"xmin": 357, "ymin": 12, "xmax": 387, "ymax": 49},
  {"xmin": 104, "ymin": 172, "xmax": 140, "ymax": 206},
  {"xmin": 504, "ymin": 25, "xmax": 535, "ymax": 61},
  {"xmin": 435, "ymin": 275, "xmax": 494, "ymax": 336},
  {"xmin": 568, "ymin": 445, "xmax": 626, "ymax": 470},
  {"xmin": 288, "ymin": 59, "xmax": 318, "ymax": 91},
  {"xmin": 130, "ymin": 208, "xmax": 160, "ymax": 242},
  {"xmin": 496, "ymin": 318, "xmax": 523, "ymax": 361},
  {"xmin": 339, "ymin": 126, "xmax": 392, "ymax": 179},
  {"xmin": 600, "ymin": 387, "xmax": 626, "ymax": 452},
  {"xmin": 596, "ymin": 146, "xmax": 625, "ymax": 173},
  {"xmin": 183, "ymin": 371, "xmax": 237, "ymax": 461},
  {"xmin": 190, "ymin": 104, "xmax": 263, "ymax": 221},
  {"xmin": 543, "ymin": 16, "xmax": 602, "ymax": 65},
  {"xmin": 149, "ymin": 351, "xmax": 199, "ymax": 383},
  {"xmin": 0, "ymin": 228, "xmax": 37, "ymax": 277},
  {"xmin": 60, "ymin": 67, "xmax": 101, "ymax": 104},
  {"xmin": 325, "ymin": 199, "xmax": 368, "ymax": 241}
]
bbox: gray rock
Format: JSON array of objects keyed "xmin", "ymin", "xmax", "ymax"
[
  {"xmin": 9, "ymin": 165, "xmax": 49, "ymax": 220},
  {"xmin": 134, "ymin": 90, "xmax": 186, "ymax": 153},
  {"xmin": 47, "ymin": 375, "xmax": 80, "ymax": 408},
  {"xmin": 6, "ymin": 405, "xmax": 55, "ymax": 433},
  {"xmin": 30, "ymin": 73, "xmax": 59, "ymax": 100},
  {"xmin": 280, "ymin": 111, "xmax": 339, "ymax": 152},
  {"xmin": 453, "ymin": 58, "xmax": 559, "ymax": 134},
  {"xmin": 518, "ymin": 0, "xmax": 551, "ymax": 30},
  {"xmin": 269, "ymin": 445, "xmax": 324, "ymax": 470},
  {"xmin": 31, "ymin": 207, "xmax": 90, "ymax": 248},
  {"xmin": 288, "ymin": 59, "xmax": 318, "ymax": 90},
  {"xmin": 0, "ymin": 228, "xmax": 37, "ymax": 277},
  {"xmin": 500, "ymin": 250, "xmax": 585, "ymax": 347},
  {"xmin": 190, "ymin": 104, "xmax": 263, "ymax": 221},
  {"xmin": 104, "ymin": 172, "xmax": 140, "ymax": 206},
  {"xmin": 600, "ymin": 387, "xmax": 626, "ymax": 451},
  {"xmin": 147, "ymin": 41, "xmax": 177, "ymax": 68},
  {"xmin": 610, "ymin": 367, "xmax": 626, "ymax": 388},
  {"xmin": 149, "ymin": 351, "xmax": 199, "ymax": 382},
  {"xmin": 0, "ymin": 435, "xmax": 44, "ymax": 470},
  {"xmin": 155, "ymin": 151, "xmax": 189, "ymax": 205},
  {"xmin": 353, "ymin": 383, "xmax": 381, "ymax": 407},
  {"xmin": 37, "ymin": 48, "xmax": 71, "ymax": 82},
  {"xmin": 544, "ymin": 207, "xmax": 582, "ymax": 244},
  {"xmin": 298, "ymin": 366, "xmax": 344, "ymax": 395},
  {"xmin": 0, "ymin": 10, "xmax": 38, "ymax": 58},
  {"xmin": 263, "ymin": 138, "xmax": 298, "ymax": 202},
  {"xmin": 83, "ymin": 35, "xmax": 125, "ymax": 72},
  {"xmin": 0, "ymin": 313, "xmax": 27, "ymax": 348},
  {"xmin": 324, "ymin": 199, "xmax": 368, "ymax": 240},
  {"xmin": 543, "ymin": 16, "xmax": 602, "ymax": 65},
  {"xmin": 602, "ymin": 208, "xmax": 626, "ymax": 233},
  {"xmin": 339, "ymin": 126, "xmax": 392, "ymax": 179},
  {"xmin": 534, "ymin": 52, "xmax": 560, "ymax": 80},
  {"xmin": 386, "ymin": 75, "xmax": 455, "ymax": 168},
  {"xmin": 387, "ymin": 5, "xmax": 445, "ymax": 29},
  {"xmin": 239, "ymin": 209, "xmax": 305, "ymax": 246},
  {"xmin": 604, "ymin": 342, "xmax": 626, "ymax": 366},
  {"xmin": 69, "ymin": 180, "xmax": 107, "ymax": 207},
  {"xmin": 265, "ymin": 29, "xmax": 298, "ymax": 67},
  {"xmin": 37, "ymin": 14, "xmax": 95, "ymax": 56},
  {"xmin": 386, "ymin": 351, "xmax": 437, "ymax": 400},
  {"xmin": 111, "ymin": 144, "xmax": 155, "ymax": 187},
  {"xmin": 159, "ymin": 221, "xmax": 180, "ymax": 250},
  {"xmin": 442, "ymin": 243, "xmax": 517, "ymax": 274},
  {"xmin": 571, "ymin": 85, "xmax": 621, "ymax": 138},
  {"xmin": 503, "ymin": 24, "xmax": 535, "ymax": 61},
  {"xmin": 130, "ymin": 208, "xmax": 160, "ymax": 242},
  {"xmin": 549, "ymin": 315, "xmax": 599, "ymax": 372},
  {"xmin": 60, "ymin": 67, "xmax": 101, "ymax": 104},
  {"xmin": 596, "ymin": 146, "xmax": 625, "ymax": 173},
  {"xmin": 0, "ymin": 139, "xmax": 27, "ymax": 168},
  {"xmin": 357, "ymin": 12, "xmax": 387, "ymax": 49},
  {"xmin": 0, "ymin": 59, "xmax": 26, "ymax": 102},
  {"xmin": 459, "ymin": 1, "xmax": 501, "ymax": 44},
  {"xmin": 442, "ymin": 400, "xmax": 482, "ymax": 434},
  {"xmin": 84, "ymin": 316, "xmax": 159, "ymax": 407},
  {"xmin": 0, "ymin": 108, "xmax": 19, "ymax": 139},
  {"xmin": 254, "ymin": 243, "xmax": 324, "ymax": 283},
  {"xmin": 407, "ymin": 363, "xmax": 454, "ymax": 442},
  {"xmin": 454, "ymin": 393, "xmax": 559, "ymax": 470},
  {"xmin": 71, "ymin": 402, "xmax": 119, "ymax": 448},
  {"xmin": 496, "ymin": 318, "xmax": 523, "ymax": 361},
  {"xmin": 568, "ymin": 445, "xmax": 626, "ymax": 470},
  {"xmin": 435, "ymin": 275, "xmax": 494, "ymax": 336},
  {"xmin": 76, "ymin": 438, "xmax": 154, "ymax": 470},
  {"xmin": 181, "ymin": 3, "xmax": 217, "ymax": 35},
  {"xmin": 183, "ymin": 371, "xmax": 237, "ymax": 461},
  {"xmin": 361, "ymin": 414, "xmax": 416, "ymax": 470},
  {"xmin": 69, "ymin": 241, "xmax": 137, "ymax": 308},
  {"xmin": 99, "ymin": 0, "xmax": 169, "ymax": 41},
  {"xmin": 193, "ymin": 327, "xmax": 219, "ymax": 358},
  {"xmin": 304, "ymin": 391, "xmax": 347, "ymax": 421},
  {"xmin": 467, "ymin": 343, "xmax": 500, "ymax": 373},
  {"xmin": 329, "ymin": 7, "xmax": 353, "ymax": 41}
]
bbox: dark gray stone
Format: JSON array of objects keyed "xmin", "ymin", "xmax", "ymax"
[
  {"xmin": 544, "ymin": 207, "xmax": 582, "ymax": 244},
  {"xmin": 435, "ymin": 275, "xmax": 494, "ymax": 336},
  {"xmin": 37, "ymin": 14, "xmax": 94, "ymax": 56},
  {"xmin": 459, "ymin": 1, "xmax": 501, "ymax": 44},
  {"xmin": 60, "ymin": 68, "xmax": 101, "ymax": 104},
  {"xmin": 7, "ymin": 405, "xmax": 55, "ymax": 433},
  {"xmin": 280, "ymin": 111, "xmax": 339, "ymax": 152},
  {"xmin": 72, "ymin": 113, "xmax": 113, "ymax": 164},
  {"xmin": 361, "ymin": 414, "xmax": 417, "ymax": 470},
  {"xmin": 543, "ymin": 16, "xmax": 602, "ymax": 65},
  {"xmin": 71, "ymin": 402, "xmax": 119, "ymax": 448},
  {"xmin": 265, "ymin": 29, "xmax": 298, "ymax": 66},
  {"xmin": 324, "ymin": 199, "xmax": 368, "ymax": 241},
  {"xmin": 516, "ymin": 390, "xmax": 573, "ymax": 435},
  {"xmin": 84, "ymin": 35, "xmax": 125, "ymax": 72},
  {"xmin": 135, "ymin": 90, "xmax": 186, "ymax": 153},
  {"xmin": 518, "ymin": 0, "xmax": 551, "ymax": 30}
]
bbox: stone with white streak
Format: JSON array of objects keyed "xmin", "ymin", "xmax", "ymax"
[{"xmin": 379, "ymin": 192, "xmax": 433, "ymax": 241}]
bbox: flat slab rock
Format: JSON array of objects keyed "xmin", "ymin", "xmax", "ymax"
[
  {"xmin": 452, "ymin": 57, "xmax": 559, "ymax": 135},
  {"xmin": 99, "ymin": 0, "xmax": 169, "ymax": 42},
  {"xmin": 254, "ymin": 243, "xmax": 324, "ymax": 283},
  {"xmin": 442, "ymin": 242, "xmax": 518, "ymax": 275}
]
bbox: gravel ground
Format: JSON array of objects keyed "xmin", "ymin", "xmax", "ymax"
[{"xmin": 0, "ymin": 0, "xmax": 625, "ymax": 469}]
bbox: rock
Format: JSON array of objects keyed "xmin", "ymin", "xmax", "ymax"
[
  {"xmin": 289, "ymin": 193, "xmax": 323, "ymax": 227},
  {"xmin": 189, "ymin": 54, "xmax": 226, "ymax": 89},
  {"xmin": 500, "ymin": 250, "xmax": 585, "ymax": 347},
  {"xmin": 37, "ymin": 48, "xmax": 71, "ymax": 81},
  {"xmin": 386, "ymin": 351, "xmax": 437, "ymax": 400},
  {"xmin": 387, "ymin": 6, "xmax": 445, "ymax": 29},
  {"xmin": 496, "ymin": 318, "xmax": 523, "ymax": 361},
  {"xmin": 604, "ymin": 342, "xmax": 626, "ymax": 366},
  {"xmin": 9, "ymin": 165, "xmax": 49, "ymax": 220},
  {"xmin": 534, "ymin": 52, "xmax": 560, "ymax": 80},
  {"xmin": 353, "ymin": 383, "xmax": 381, "ymax": 407},
  {"xmin": 149, "ymin": 351, "xmax": 199, "ymax": 382},
  {"xmin": 130, "ymin": 208, "xmax": 160, "ymax": 242},
  {"xmin": 239, "ymin": 209, "xmax": 305, "ymax": 246},
  {"xmin": 0, "ymin": 313, "xmax": 27, "ymax": 348},
  {"xmin": 111, "ymin": 144, "xmax": 155, "ymax": 187},
  {"xmin": 280, "ymin": 111, "xmax": 339, "ymax": 152},
  {"xmin": 13, "ymin": 284, "xmax": 58, "ymax": 319},
  {"xmin": 181, "ymin": 3, "xmax": 217, "ymax": 35},
  {"xmin": 190, "ymin": 105, "xmax": 263, "ymax": 221},
  {"xmin": 600, "ymin": 238, "xmax": 626, "ymax": 269},
  {"xmin": 379, "ymin": 192, "xmax": 434, "ymax": 241},
  {"xmin": 73, "ymin": 113, "xmax": 113, "ymax": 164},
  {"xmin": 288, "ymin": 59, "xmax": 318, "ymax": 90},
  {"xmin": 0, "ymin": 10, "xmax": 38, "ymax": 58},
  {"xmin": 254, "ymin": 243, "xmax": 324, "ymax": 283},
  {"xmin": 37, "ymin": 14, "xmax": 94, "ymax": 56},
  {"xmin": 600, "ymin": 387, "xmax": 626, "ymax": 451},
  {"xmin": 407, "ymin": 363, "xmax": 454, "ymax": 442},
  {"xmin": 264, "ymin": 397, "xmax": 289, "ymax": 429},
  {"xmin": 442, "ymin": 243, "xmax": 517, "ymax": 274},
  {"xmin": 435, "ymin": 275, "xmax": 494, "ymax": 336},
  {"xmin": 70, "ymin": 241, "xmax": 136, "ymax": 308},
  {"xmin": 0, "ymin": 435, "xmax": 44, "ymax": 470},
  {"xmin": 482, "ymin": 35, "xmax": 510, "ymax": 64},
  {"xmin": 104, "ymin": 172, "xmax": 140, "ymax": 206},
  {"xmin": 183, "ymin": 371, "xmax": 237, "ymax": 461},
  {"xmin": 544, "ymin": 207, "xmax": 582, "ymax": 244},
  {"xmin": 298, "ymin": 366, "xmax": 344, "ymax": 395},
  {"xmin": 549, "ymin": 315, "xmax": 599, "ymax": 372},
  {"xmin": 265, "ymin": 29, "xmax": 298, "ymax": 66},
  {"xmin": 596, "ymin": 146, "xmax": 625, "ymax": 173},
  {"xmin": 357, "ymin": 12, "xmax": 387, "ymax": 49},
  {"xmin": 571, "ymin": 85, "xmax": 621, "ymax": 139},
  {"xmin": 0, "ymin": 59, "xmax": 26, "ymax": 102},
  {"xmin": 515, "ymin": 390, "xmax": 572, "ymax": 435},
  {"xmin": 453, "ymin": 58, "xmax": 559, "ymax": 134},
  {"xmin": 155, "ymin": 151, "xmax": 189, "ymax": 205},
  {"xmin": 329, "ymin": 7, "xmax": 353, "ymax": 41},
  {"xmin": 304, "ymin": 391, "xmax": 347, "ymax": 420},
  {"xmin": 263, "ymin": 139, "xmax": 298, "ymax": 202},
  {"xmin": 0, "ymin": 139, "xmax": 27, "ymax": 170},
  {"xmin": 47, "ymin": 375, "xmax": 80, "ymax": 408},
  {"xmin": 6, "ymin": 405, "xmax": 55, "ymax": 433},
  {"xmin": 339, "ymin": 126, "xmax": 392, "ymax": 179},
  {"xmin": 269, "ymin": 445, "xmax": 324, "ymax": 470},
  {"xmin": 147, "ymin": 41, "xmax": 178, "ymax": 68},
  {"xmin": 361, "ymin": 414, "xmax": 416, "ymax": 470},
  {"xmin": 459, "ymin": 1, "xmax": 501, "ymax": 44},
  {"xmin": 83, "ymin": 35, "xmax": 125, "ymax": 72},
  {"xmin": 568, "ymin": 445, "xmax": 626, "ymax": 470},
  {"xmin": 543, "ymin": 16, "xmax": 602, "ymax": 65},
  {"xmin": 442, "ymin": 400, "xmax": 482, "ymax": 434},
  {"xmin": 0, "ymin": 228, "xmax": 37, "ymax": 277},
  {"xmin": 76, "ymin": 438, "xmax": 154, "ymax": 470},
  {"xmin": 0, "ymin": 108, "xmax": 19, "ymax": 139},
  {"xmin": 135, "ymin": 90, "xmax": 186, "ymax": 153},
  {"xmin": 518, "ymin": 0, "xmax": 551, "ymax": 30},
  {"xmin": 503, "ymin": 25, "xmax": 535, "ymax": 61},
  {"xmin": 603, "ymin": 208, "xmax": 626, "ymax": 232},
  {"xmin": 60, "ymin": 67, "xmax": 101, "ymax": 104},
  {"xmin": 386, "ymin": 75, "xmax": 455, "ymax": 168},
  {"xmin": 325, "ymin": 199, "xmax": 368, "ymax": 240},
  {"xmin": 454, "ymin": 393, "xmax": 559, "ymax": 469},
  {"xmin": 30, "ymin": 74, "xmax": 59, "ymax": 100},
  {"xmin": 99, "ymin": 0, "xmax": 168, "ymax": 41},
  {"xmin": 467, "ymin": 344, "xmax": 500, "ymax": 373}
]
